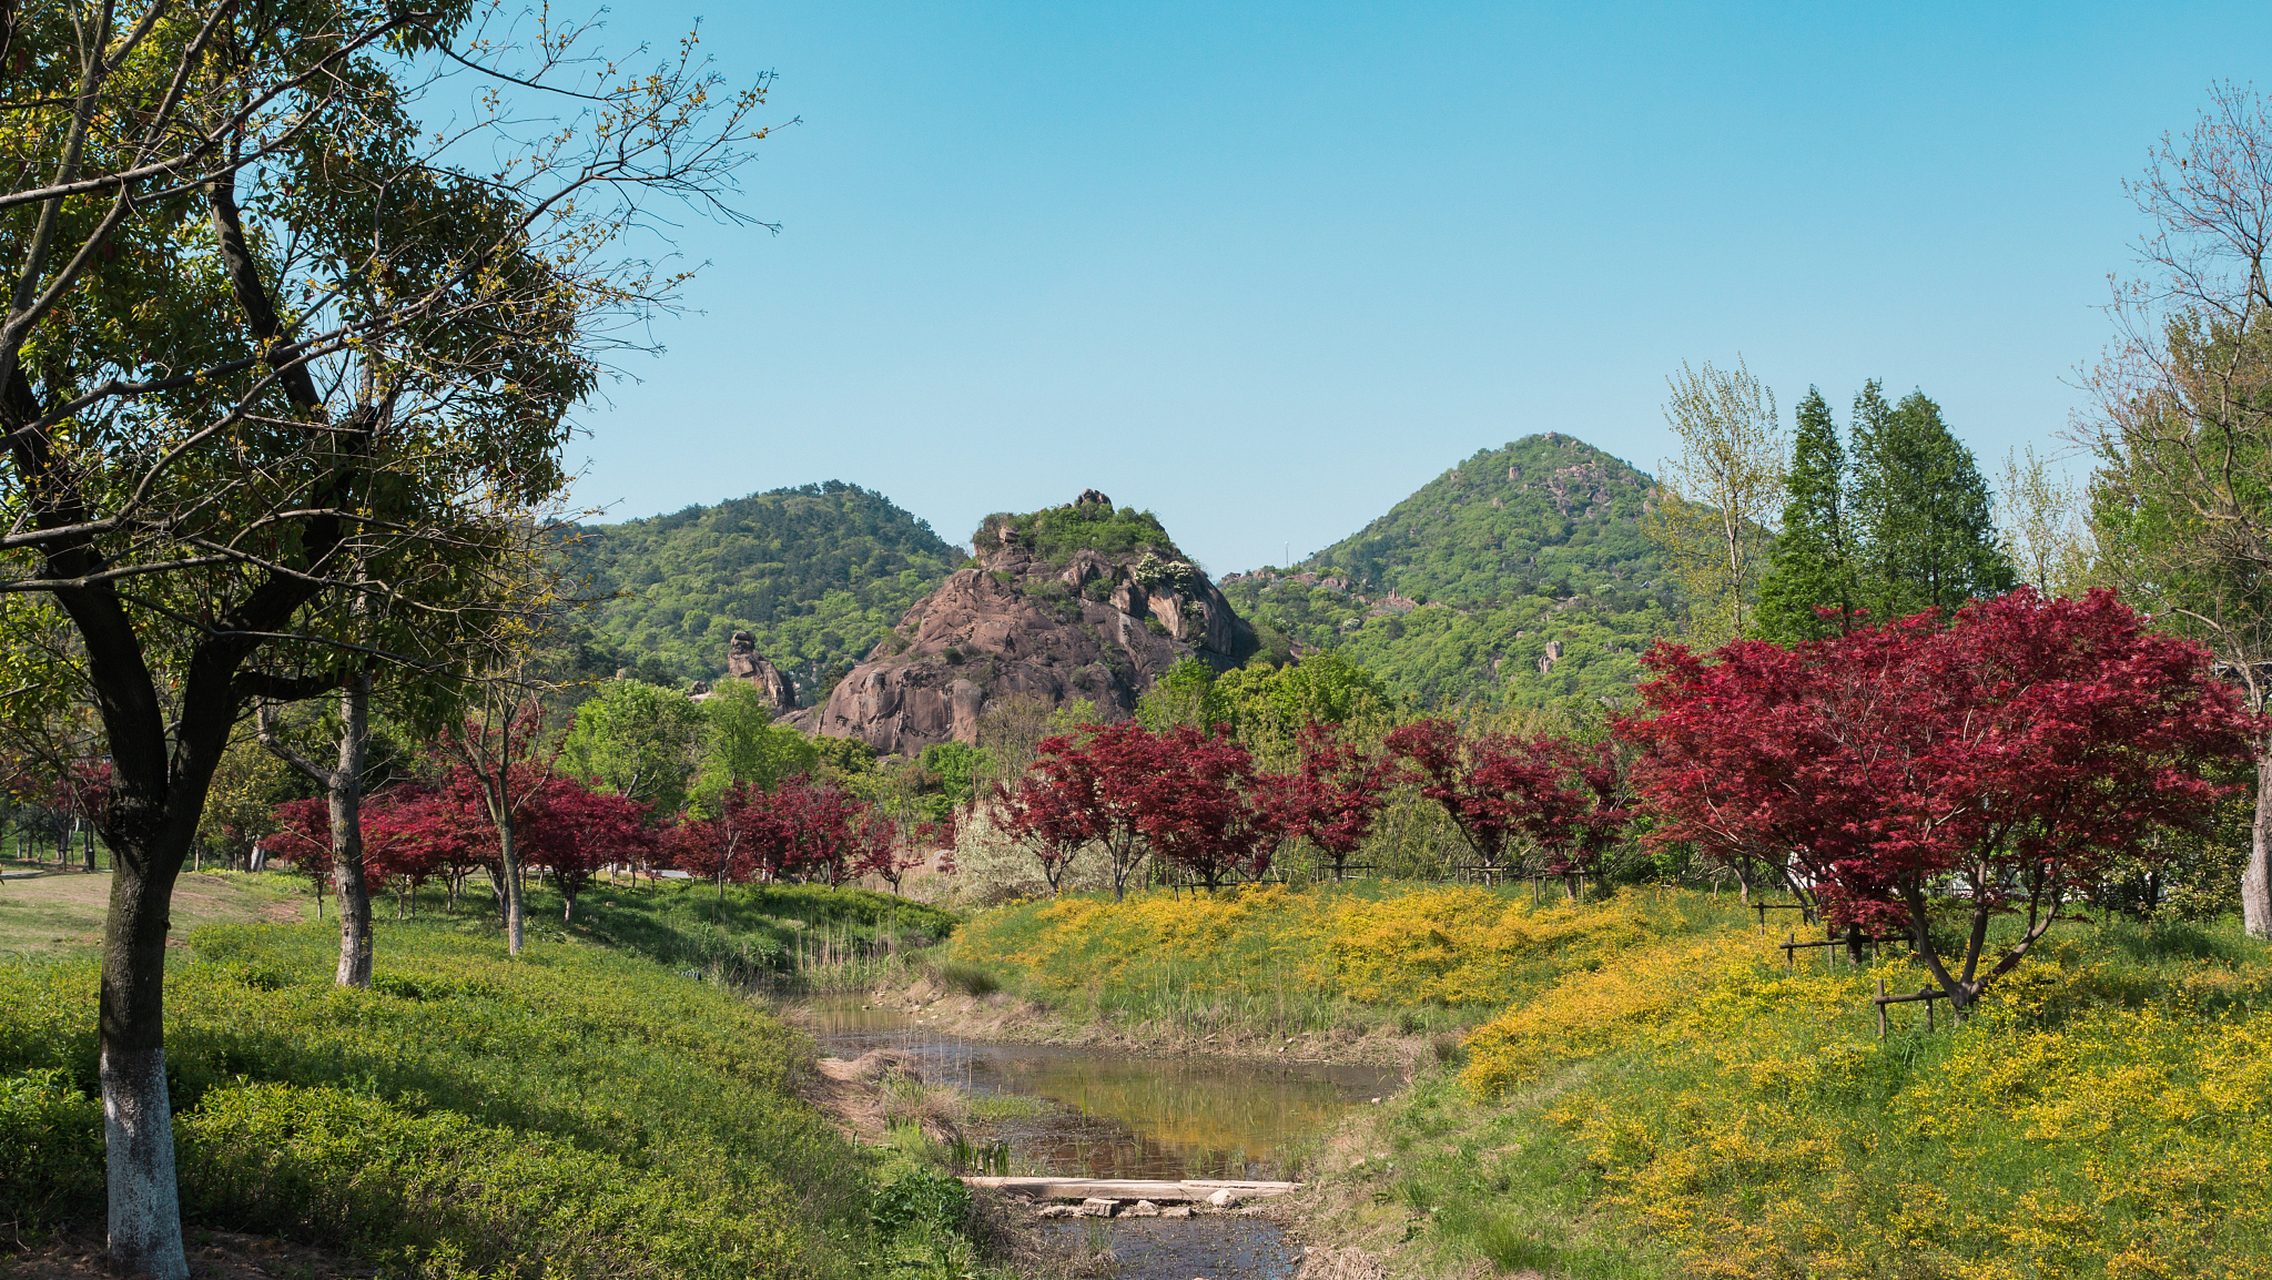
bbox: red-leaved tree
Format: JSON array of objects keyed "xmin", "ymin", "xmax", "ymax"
[
  {"xmin": 1141, "ymin": 725, "xmax": 1294, "ymax": 891},
  {"xmin": 1288, "ymin": 723, "xmax": 1393, "ymax": 882},
  {"xmin": 673, "ymin": 782, "xmax": 763, "ymax": 902},
  {"xmin": 991, "ymin": 749, "xmax": 1101, "ymax": 896},
  {"xmin": 361, "ymin": 788, "xmax": 450, "ymax": 919},
  {"xmin": 1620, "ymin": 588, "xmax": 2257, "ymax": 1011},
  {"xmin": 995, "ymin": 723, "xmax": 1165, "ymax": 900},
  {"xmin": 523, "ymin": 780, "xmax": 656, "ymax": 921},
  {"xmin": 1382, "ymin": 719, "xmax": 1612, "ymax": 885},
  {"xmin": 267, "ymin": 798, "xmax": 336, "ymax": 916}
]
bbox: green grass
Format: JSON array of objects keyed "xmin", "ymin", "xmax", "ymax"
[
  {"xmin": 1309, "ymin": 904, "xmax": 2272, "ymax": 1278},
  {"xmin": 544, "ymin": 877, "xmax": 957, "ymax": 992},
  {"xmin": 0, "ymin": 868, "xmax": 309, "ymax": 959},
  {"xmin": 0, "ymin": 916, "xmax": 993, "ymax": 1279}
]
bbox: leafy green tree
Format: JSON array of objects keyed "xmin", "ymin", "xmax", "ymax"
[
  {"xmin": 1646, "ymin": 357, "xmax": 1786, "ymax": 644},
  {"xmin": 1849, "ymin": 384, "xmax": 2015, "ymax": 620},
  {"xmin": 1136, "ymin": 657, "xmax": 1227, "ymax": 731},
  {"xmin": 0, "ymin": 5, "xmax": 770, "ymax": 1270},
  {"xmin": 692, "ymin": 685, "xmax": 821, "ymax": 811},
  {"xmin": 917, "ymin": 742, "xmax": 991, "ymax": 815},
  {"xmin": 1212, "ymin": 651, "xmax": 1395, "ymax": 763},
  {"xmin": 562, "ymin": 681, "xmax": 707, "ymax": 820},
  {"xmin": 2087, "ymin": 85, "xmax": 2272, "ymax": 936},
  {"xmin": 1755, "ymin": 389, "xmax": 1857, "ymax": 641}
]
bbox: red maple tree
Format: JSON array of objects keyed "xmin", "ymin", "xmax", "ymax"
[
  {"xmin": 993, "ymin": 723, "xmax": 1165, "ymax": 900},
  {"xmin": 1141, "ymin": 725, "xmax": 1294, "ymax": 891},
  {"xmin": 521, "ymin": 780, "xmax": 656, "ymax": 920},
  {"xmin": 991, "ymin": 750, "xmax": 1102, "ymax": 896},
  {"xmin": 1288, "ymin": 723, "xmax": 1394, "ymax": 882},
  {"xmin": 1382, "ymin": 719, "xmax": 1616, "ymax": 884},
  {"xmin": 1620, "ymin": 588, "xmax": 2258, "ymax": 1011}
]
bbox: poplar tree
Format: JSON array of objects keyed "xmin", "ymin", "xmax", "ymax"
[
  {"xmin": 1754, "ymin": 388, "xmax": 1855, "ymax": 641},
  {"xmin": 1645, "ymin": 357, "xmax": 1786, "ymax": 646},
  {"xmin": 1849, "ymin": 385, "xmax": 2014, "ymax": 620}
]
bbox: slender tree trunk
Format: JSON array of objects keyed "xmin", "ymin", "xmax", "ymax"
[
  {"xmin": 498, "ymin": 815, "xmax": 525, "ymax": 955},
  {"xmin": 330, "ymin": 674, "xmax": 375, "ymax": 987},
  {"xmin": 2246, "ymin": 739, "xmax": 2272, "ymax": 938}
]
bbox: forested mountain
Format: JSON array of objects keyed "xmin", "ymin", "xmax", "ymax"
[
  {"xmin": 565, "ymin": 483, "xmax": 960, "ymax": 699},
  {"xmin": 1219, "ymin": 434, "xmax": 1680, "ymax": 714},
  {"xmin": 1316, "ymin": 434, "xmax": 1667, "ymax": 602}
]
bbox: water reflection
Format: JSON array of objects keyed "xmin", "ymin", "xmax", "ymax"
[{"xmin": 805, "ymin": 998, "xmax": 1398, "ymax": 1181}]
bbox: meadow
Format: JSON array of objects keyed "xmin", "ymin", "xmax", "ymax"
[
  {"xmin": 947, "ymin": 882, "xmax": 2272, "ymax": 1278},
  {"xmin": 0, "ymin": 882, "xmax": 989, "ymax": 1280}
]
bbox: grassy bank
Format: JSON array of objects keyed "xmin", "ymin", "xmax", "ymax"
[
  {"xmin": 0, "ymin": 868, "xmax": 308, "ymax": 957},
  {"xmin": 0, "ymin": 909, "xmax": 994, "ymax": 1279},
  {"xmin": 947, "ymin": 883, "xmax": 2272, "ymax": 1277},
  {"xmin": 941, "ymin": 882, "xmax": 1740, "ymax": 1054}
]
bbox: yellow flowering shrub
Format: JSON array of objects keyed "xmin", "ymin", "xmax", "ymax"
[
  {"xmin": 1451, "ymin": 913, "xmax": 2272, "ymax": 1278},
  {"xmin": 948, "ymin": 883, "xmax": 1712, "ymax": 1017}
]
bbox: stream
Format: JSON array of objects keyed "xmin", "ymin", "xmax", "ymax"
[{"xmin": 805, "ymin": 999, "xmax": 1402, "ymax": 1279}]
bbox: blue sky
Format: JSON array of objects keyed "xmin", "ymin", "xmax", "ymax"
[{"xmin": 564, "ymin": 2, "xmax": 2266, "ymax": 572}]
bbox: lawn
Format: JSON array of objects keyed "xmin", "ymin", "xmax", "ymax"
[{"xmin": 0, "ymin": 869, "xmax": 310, "ymax": 959}]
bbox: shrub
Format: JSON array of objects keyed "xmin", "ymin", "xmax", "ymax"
[
  {"xmin": 0, "ymin": 1067, "xmax": 103, "ymax": 1230},
  {"xmin": 0, "ymin": 922, "xmax": 914, "ymax": 1277}
]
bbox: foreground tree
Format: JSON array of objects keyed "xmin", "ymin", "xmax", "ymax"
[
  {"xmin": 1, "ymin": 5, "xmax": 772, "ymax": 1269},
  {"xmin": 1622, "ymin": 590, "xmax": 2254, "ymax": 1011}
]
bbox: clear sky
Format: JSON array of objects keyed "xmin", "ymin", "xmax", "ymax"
[{"xmin": 564, "ymin": 2, "xmax": 2270, "ymax": 573}]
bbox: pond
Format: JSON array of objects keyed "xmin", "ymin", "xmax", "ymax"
[{"xmin": 803, "ymin": 998, "xmax": 1403, "ymax": 1278}]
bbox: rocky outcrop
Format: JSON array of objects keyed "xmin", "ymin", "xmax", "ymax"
[
  {"xmin": 724, "ymin": 629, "xmax": 799, "ymax": 713},
  {"xmin": 807, "ymin": 501, "xmax": 1258, "ymax": 755}
]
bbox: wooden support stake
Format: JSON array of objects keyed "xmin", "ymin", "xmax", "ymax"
[
  {"xmin": 1786, "ymin": 929, "xmax": 1795, "ymax": 972},
  {"xmin": 1876, "ymin": 978, "xmax": 1887, "ymax": 1039}
]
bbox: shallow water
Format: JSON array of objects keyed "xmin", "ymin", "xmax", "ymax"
[
  {"xmin": 806, "ymin": 998, "xmax": 1398, "ymax": 1278},
  {"xmin": 807, "ymin": 998, "xmax": 1399, "ymax": 1180}
]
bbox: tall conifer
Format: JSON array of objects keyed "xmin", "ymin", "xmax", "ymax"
[
  {"xmin": 1755, "ymin": 388, "xmax": 1854, "ymax": 640},
  {"xmin": 1849, "ymin": 385, "xmax": 2014, "ymax": 619}
]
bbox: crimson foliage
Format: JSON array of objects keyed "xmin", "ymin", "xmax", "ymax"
[
  {"xmin": 993, "ymin": 721, "xmax": 1308, "ymax": 895},
  {"xmin": 1382, "ymin": 718, "xmax": 1629, "ymax": 880},
  {"xmin": 1620, "ymin": 588, "xmax": 2257, "ymax": 1009}
]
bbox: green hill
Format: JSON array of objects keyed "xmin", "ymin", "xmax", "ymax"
[
  {"xmin": 566, "ymin": 482, "xmax": 960, "ymax": 698},
  {"xmin": 1220, "ymin": 435, "xmax": 1680, "ymax": 714}
]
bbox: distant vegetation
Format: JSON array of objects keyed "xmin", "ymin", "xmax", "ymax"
[
  {"xmin": 970, "ymin": 500, "xmax": 1186, "ymax": 566},
  {"xmin": 1221, "ymin": 435, "xmax": 1676, "ymax": 713},
  {"xmin": 565, "ymin": 482, "xmax": 960, "ymax": 696}
]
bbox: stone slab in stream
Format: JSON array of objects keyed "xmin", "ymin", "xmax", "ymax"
[{"xmin": 960, "ymin": 1177, "xmax": 1298, "ymax": 1201}]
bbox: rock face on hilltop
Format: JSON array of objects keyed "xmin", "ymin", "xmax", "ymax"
[
  {"xmin": 799, "ymin": 493, "xmax": 1256, "ymax": 755},
  {"xmin": 725, "ymin": 630, "xmax": 799, "ymax": 712}
]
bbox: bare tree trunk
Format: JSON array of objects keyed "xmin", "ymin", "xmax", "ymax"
[
  {"xmin": 2246, "ymin": 740, "xmax": 2272, "ymax": 938},
  {"xmin": 499, "ymin": 818, "xmax": 526, "ymax": 955},
  {"xmin": 330, "ymin": 674, "xmax": 375, "ymax": 987},
  {"xmin": 261, "ymin": 681, "xmax": 376, "ymax": 987}
]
